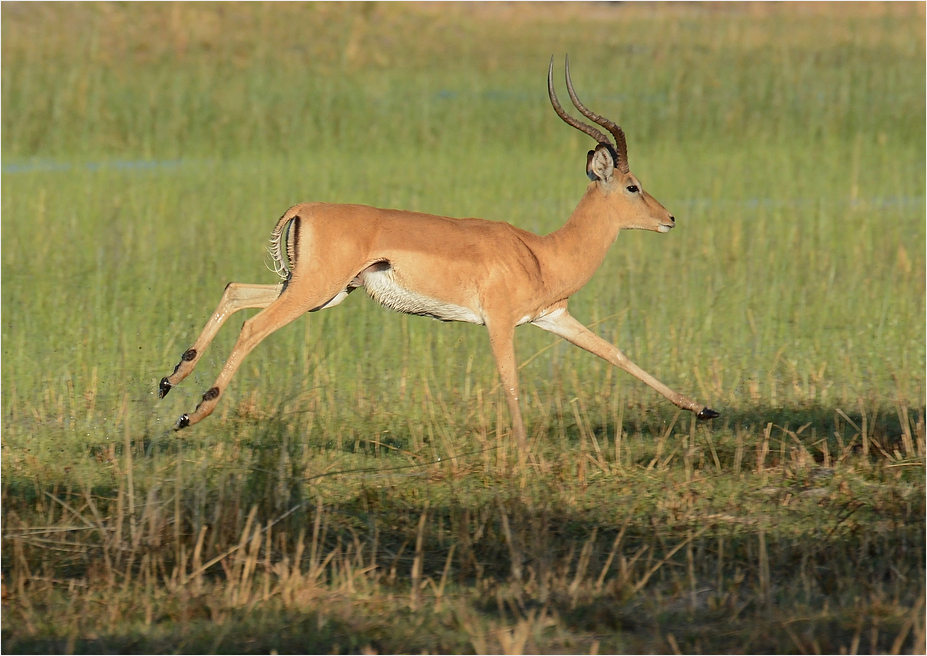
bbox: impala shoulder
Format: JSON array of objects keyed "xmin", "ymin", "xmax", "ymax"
[{"xmin": 501, "ymin": 222, "xmax": 544, "ymax": 261}]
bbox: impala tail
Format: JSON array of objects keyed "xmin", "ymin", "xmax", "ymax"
[{"xmin": 267, "ymin": 207, "xmax": 303, "ymax": 283}]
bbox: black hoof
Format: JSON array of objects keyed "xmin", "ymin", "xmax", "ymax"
[
  {"xmin": 159, "ymin": 377, "xmax": 173, "ymax": 399},
  {"xmin": 697, "ymin": 407, "xmax": 720, "ymax": 420},
  {"xmin": 174, "ymin": 414, "xmax": 190, "ymax": 431}
]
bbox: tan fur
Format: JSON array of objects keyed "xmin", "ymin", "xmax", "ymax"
[{"xmin": 160, "ymin": 59, "xmax": 715, "ymax": 449}]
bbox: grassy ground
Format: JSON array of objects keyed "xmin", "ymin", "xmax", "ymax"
[{"xmin": 2, "ymin": 2, "xmax": 925, "ymax": 653}]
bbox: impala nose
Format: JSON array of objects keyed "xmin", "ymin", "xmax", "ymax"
[{"xmin": 669, "ymin": 215, "xmax": 675, "ymax": 224}]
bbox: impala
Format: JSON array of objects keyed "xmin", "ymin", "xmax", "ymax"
[{"xmin": 159, "ymin": 57, "xmax": 718, "ymax": 449}]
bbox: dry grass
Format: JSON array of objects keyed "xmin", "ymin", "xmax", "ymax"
[{"xmin": 3, "ymin": 403, "xmax": 924, "ymax": 653}]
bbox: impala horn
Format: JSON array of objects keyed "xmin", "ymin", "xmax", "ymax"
[{"xmin": 548, "ymin": 56, "xmax": 629, "ymax": 175}]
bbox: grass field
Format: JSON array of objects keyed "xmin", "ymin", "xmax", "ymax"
[{"xmin": 2, "ymin": 2, "xmax": 925, "ymax": 653}]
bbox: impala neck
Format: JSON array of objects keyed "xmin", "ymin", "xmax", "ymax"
[{"xmin": 540, "ymin": 184, "xmax": 621, "ymax": 297}]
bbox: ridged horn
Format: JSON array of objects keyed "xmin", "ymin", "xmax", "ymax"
[
  {"xmin": 564, "ymin": 55, "xmax": 629, "ymax": 174},
  {"xmin": 548, "ymin": 56, "xmax": 612, "ymax": 147}
]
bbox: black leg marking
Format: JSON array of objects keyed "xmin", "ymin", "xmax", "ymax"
[
  {"xmin": 697, "ymin": 407, "xmax": 720, "ymax": 420},
  {"xmin": 202, "ymin": 387, "xmax": 220, "ymax": 402},
  {"xmin": 163, "ymin": 348, "xmax": 198, "ymax": 398},
  {"xmin": 287, "ymin": 215, "xmax": 301, "ymax": 268},
  {"xmin": 159, "ymin": 377, "xmax": 173, "ymax": 399},
  {"xmin": 174, "ymin": 414, "xmax": 190, "ymax": 431}
]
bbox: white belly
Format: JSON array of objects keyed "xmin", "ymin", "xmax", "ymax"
[{"xmin": 361, "ymin": 267, "xmax": 483, "ymax": 324}]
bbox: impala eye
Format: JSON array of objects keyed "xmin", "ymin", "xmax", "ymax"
[{"xmin": 626, "ymin": 185, "xmax": 639, "ymax": 193}]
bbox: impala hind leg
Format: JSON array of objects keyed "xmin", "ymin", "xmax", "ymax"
[
  {"xmin": 533, "ymin": 308, "xmax": 719, "ymax": 420},
  {"xmin": 173, "ymin": 288, "xmax": 324, "ymax": 430},
  {"xmin": 159, "ymin": 283, "xmax": 282, "ymax": 398}
]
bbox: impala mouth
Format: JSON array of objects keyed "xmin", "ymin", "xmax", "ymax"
[{"xmin": 657, "ymin": 223, "xmax": 674, "ymax": 233}]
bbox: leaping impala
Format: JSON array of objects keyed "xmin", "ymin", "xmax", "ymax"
[{"xmin": 159, "ymin": 57, "xmax": 718, "ymax": 449}]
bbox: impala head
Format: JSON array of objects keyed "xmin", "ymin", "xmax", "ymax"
[{"xmin": 548, "ymin": 56, "xmax": 675, "ymax": 234}]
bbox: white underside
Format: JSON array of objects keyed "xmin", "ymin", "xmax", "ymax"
[
  {"xmin": 317, "ymin": 289, "xmax": 351, "ymax": 310},
  {"xmin": 361, "ymin": 268, "xmax": 484, "ymax": 324},
  {"xmin": 529, "ymin": 307, "xmax": 566, "ymax": 331},
  {"xmin": 317, "ymin": 266, "xmax": 562, "ymax": 327}
]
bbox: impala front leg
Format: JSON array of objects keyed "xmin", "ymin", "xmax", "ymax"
[
  {"xmin": 159, "ymin": 283, "xmax": 282, "ymax": 399},
  {"xmin": 486, "ymin": 322, "xmax": 528, "ymax": 451},
  {"xmin": 533, "ymin": 308, "xmax": 719, "ymax": 420}
]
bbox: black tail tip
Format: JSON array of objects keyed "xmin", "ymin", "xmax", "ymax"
[
  {"xmin": 697, "ymin": 407, "xmax": 720, "ymax": 420},
  {"xmin": 173, "ymin": 414, "xmax": 190, "ymax": 431},
  {"xmin": 159, "ymin": 377, "xmax": 172, "ymax": 399}
]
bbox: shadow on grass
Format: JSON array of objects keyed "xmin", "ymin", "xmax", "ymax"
[{"xmin": 2, "ymin": 401, "xmax": 924, "ymax": 654}]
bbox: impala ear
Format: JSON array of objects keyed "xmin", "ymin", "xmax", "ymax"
[{"xmin": 586, "ymin": 143, "xmax": 616, "ymax": 182}]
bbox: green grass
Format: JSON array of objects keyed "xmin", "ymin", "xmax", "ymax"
[{"xmin": 2, "ymin": 3, "xmax": 925, "ymax": 653}]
